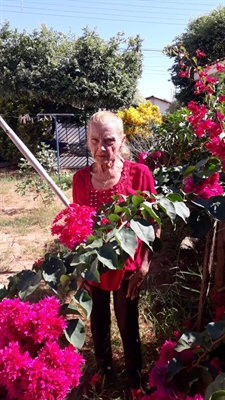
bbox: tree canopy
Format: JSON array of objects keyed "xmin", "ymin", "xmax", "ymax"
[
  {"xmin": 0, "ymin": 23, "xmax": 143, "ymax": 110},
  {"xmin": 164, "ymin": 6, "xmax": 225, "ymax": 105},
  {"xmin": 0, "ymin": 23, "xmax": 143, "ymax": 162}
]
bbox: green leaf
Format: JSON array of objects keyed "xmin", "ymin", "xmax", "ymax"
[
  {"xmin": 17, "ymin": 270, "xmax": 42, "ymax": 300},
  {"xmin": 115, "ymin": 227, "xmax": 138, "ymax": 259},
  {"xmin": 132, "ymin": 195, "xmax": 145, "ymax": 208},
  {"xmin": 83, "ymin": 268, "xmax": 100, "ymax": 283},
  {"xmin": 210, "ymin": 391, "xmax": 225, "ymax": 400},
  {"xmin": 189, "ymin": 210, "xmax": 212, "ymax": 238},
  {"xmin": 157, "ymin": 197, "xmax": 177, "ymax": 223},
  {"xmin": 142, "ymin": 201, "xmax": 161, "ymax": 225},
  {"xmin": 206, "ymin": 320, "xmax": 225, "ymax": 340},
  {"xmin": 167, "ymin": 357, "xmax": 186, "ymax": 381},
  {"xmin": 97, "ymin": 243, "xmax": 118, "ymax": 270},
  {"xmin": 205, "ymin": 373, "xmax": 225, "ymax": 400},
  {"xmin": 74, "ymin": 289, "xmax": 93, "ymax": 318},
  {"xmin": 194, "ymin": 197, "xmax": 225, "ymax": 221},
  {"xmin": 173, "ymin": 200, "xmax": 190, "ymax": 222},
  {"xmin": 85, "ymin": 238, "xmax": 103, "ymax": 249},
  {"xmin": 108, "ymin": 213, "xmax": 121, "ymax": 222},
  {"xmin": 71, "ymin": 249, "xmax": 97, "ymax": 267},
  {"xmin": 166, "ymin": 193, "xmax": 184, "ymax": 202},
  {"xmin": 0, "ymin": 284, "xmax": 8, "ymax": 300},
  {"xmin": 175, "ymin": 331, "xmax": 203, "ymax": 352},
  {"xmin": 84, "ymin": 256, "xmax": 100, "ymax": 282},
  {"xmin": 183, "ymin": 165, "xmax": 195, "ymax": 178},
  {"xmin": 194, "ymin": 157, "xmax": 209, "ymax": 171},
  {"xmin": 64, "ymin": 318, "xmax": 85, "ymax": 350},
  {"xmin": 60, "ymin": 303, "xmax": 80, "ymax": 316},
  {"xmin": 130, "ymin": 219, "xmax": 155, "ymax": 247},
  {"xmin": 42, "ymin": 256, "xmax": 66, "ymax": 290}
]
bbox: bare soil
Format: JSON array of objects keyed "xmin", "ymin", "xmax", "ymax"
[{"xmin": 0, "ymin": 172, "xmax": 72, "ymax": 285}]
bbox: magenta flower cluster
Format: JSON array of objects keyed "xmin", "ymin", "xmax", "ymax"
[
  {"xmin": 178, "ymin": 48, "xmax": 225, "ymax": 198},
  {"xmin": 51, "ymin": 202, "xmax": 96, "ymax": 250},
  {"xmin": 141, "ymin": 340, "xmax": 203, "ymax": 400},
  {"xmin": 183, "ymin": 171, "xmax": 224, "ymax": 199},
  {"xmin": 138, "ymin": 150, "xmax": 162, "ymax": 171},
  {"xmin": 0, "ymin": 297, "xmax": 84, "ymax": 400}
]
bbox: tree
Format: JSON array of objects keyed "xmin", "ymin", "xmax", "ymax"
[
  {"xmin": 0, "ymin": 23, "xmax": 143, "ymax": 162},
  {"xmin": 164, "ymin": 6, "xmax": 225, "ymax": 105}
]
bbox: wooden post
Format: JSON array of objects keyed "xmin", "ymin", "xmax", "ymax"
[
  {"xmin": 196, "ymin": 222, "xmax": 217, "ymax": 332},
  {"xmin": 214, "ymin": 221, "xmax": 225, "ymax": 291}
]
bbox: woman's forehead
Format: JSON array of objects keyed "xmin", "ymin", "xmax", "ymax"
[{"xmin": 89, "ymin": 121, "xmax": 121, "ymax": 137}]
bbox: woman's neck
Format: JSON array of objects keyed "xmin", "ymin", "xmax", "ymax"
[
  {"xmin": 91, "ymin": 158, "xmax": 124, "ymax": 190},
  {"xmin": 94, "ymin": 158, "xmax": 123, "ymax": 174}
]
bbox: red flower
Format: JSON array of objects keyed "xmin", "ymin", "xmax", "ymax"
[
  {"xmin": 183, "ymin": 172, "xmax": 224, "ymax": 199},
  {"xmin": 218, "ymin": 95, "xmax": 225, "ymax": 103},
  {"xmin": 178, "ymin": 70, "xmax": 190, "ymax": 78},
  {"xmin": 216, "ymin": 64, "xmax": 225, "ymax": 72},
  {"xmin": 196, "ymin": 49, "xmax": 206, "ymax": 58},
  {"xmin": 51, "ymin": 203, "xmax": 96, "ymax": 250}
]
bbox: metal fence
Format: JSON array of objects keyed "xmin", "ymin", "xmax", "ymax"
[{"xmin": 50, "ymin": 121, "xmax": 93, "ymax": 170}]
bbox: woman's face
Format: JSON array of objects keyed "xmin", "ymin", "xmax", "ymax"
[{"xmin": 88, "ymin": 121, "xmax": 125, "ymax": 165}]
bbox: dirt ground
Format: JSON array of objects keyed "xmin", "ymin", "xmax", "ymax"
[{"xmin": 0, "ymin": 174, "xmax": 72, "ymax": 286}]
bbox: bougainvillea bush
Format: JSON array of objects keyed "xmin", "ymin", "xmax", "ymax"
[
  {"xmin": 137, "ymin": 47, "xmax": 225, "ymax": 400},
  {"xmin": 0, "ymin": 191, "xmax": 190, "ymax": 352},
  {"xmin": 0, "ymin": 297, "xmax": 84, "ymax": 400}
]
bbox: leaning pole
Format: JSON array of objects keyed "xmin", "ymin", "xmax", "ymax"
[{"xmin": 0, "ymin": 116, "xmax": 70, "ymax": 207}]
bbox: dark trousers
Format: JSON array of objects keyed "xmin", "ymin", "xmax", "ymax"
[{"xmin": 90, "ymin": 279, "xmax": 142, "ymax": 389}]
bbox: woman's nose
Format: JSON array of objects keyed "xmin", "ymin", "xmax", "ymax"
[{"xmin": 100, "ymin": 145, "xmax": 106, "ymax": 151}]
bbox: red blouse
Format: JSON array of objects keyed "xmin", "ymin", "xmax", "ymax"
[{"xmin": 72, "ymin": 160, "xmax": 156, "ymax": 290}]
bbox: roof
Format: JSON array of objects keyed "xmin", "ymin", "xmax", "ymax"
[{"xmin": 145, "ymin": 95, "xmax": 171, "ymax": 104}]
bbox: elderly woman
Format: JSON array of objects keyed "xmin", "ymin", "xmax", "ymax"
[{"xmin": 72, "ymin": 111, "xmax": 157, "ymax": 400}]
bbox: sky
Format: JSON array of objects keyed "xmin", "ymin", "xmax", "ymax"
[{"xmin": 0, "ymin": 0, "xmax": 224, "ymax": 102}]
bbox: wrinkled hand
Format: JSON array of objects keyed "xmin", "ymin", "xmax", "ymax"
[{"xmin": 126, "ymin": 264, "xmax": 149, "ymax": 301}]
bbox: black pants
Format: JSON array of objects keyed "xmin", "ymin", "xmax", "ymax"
[{"xmin": 90, "ymin": 279, "xmax": 142, "ymax": 389}]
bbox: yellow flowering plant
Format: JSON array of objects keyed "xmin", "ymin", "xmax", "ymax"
[{"xmin": 118, "ymin": 101, "xmax": 162, "ymax": 138}]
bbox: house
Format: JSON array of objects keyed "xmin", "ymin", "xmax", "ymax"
[
  {"xmin": 194, "ymin": 57, "xmax": 225, "ymax": 80},
  {"xmin": 145, "ymin": 95, "xmax": 171, "ymax": 115}
]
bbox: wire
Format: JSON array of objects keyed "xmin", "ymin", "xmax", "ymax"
[
  {"xmin": 0, "ymin": 9, "xmax": 192, "ymax": 24},
  {"xmin": 1, "ymin": 1, "xmax": 214, "ymax": 16}
]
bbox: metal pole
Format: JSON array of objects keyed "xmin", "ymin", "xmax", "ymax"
[
  {"xmin": 54, "ymin": 115, "xmax": 61, "ymax": 178},
  {"xmin": 0, "ymin": 115, "xmax": 70, "ymax": 207}
]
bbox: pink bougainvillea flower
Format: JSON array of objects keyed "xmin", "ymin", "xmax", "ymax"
[
  {"xmin": 183, "ymin": 172, "xmax": 224, "ymax": 199},
  {"xmin": 33, "ymin": 257, "xmax": 44, "ymax": 269},
  {"xmin": 0, "ymin": 298, "xmax": 84, "ymax": 400},
  {"xmin": 178, "ymin": 70, "xmax": 190, "ymax": 78},
  {"xmin": 214, "ymin": 305, "xmax": 225, "ymax": 321},
  {"xmin": 138, "ymin": 151, "xmax": 149, "ymax": 165},
  {"xmin": 151, "ymin": 151, "xmax": 162, "ymax": 159},
  {"xmin": 157, "ymin": 340, "xmax": 177, "ymax": 366},
  {"xmin": 196, "ymin": 49, "xmax": 206, "ymax": 58},
  {"xmin": 206, "ymin": 137, "xmax": 225, "ymax": 160},
  {"xmin": 216, "ymin": 64, "xmax": 225, "ymax": 73},
  {"xmin": 218, "ymin": 95, "xmax": 225, "ymax": 102},
  {"xmin": 51, "ymin": 203, "xmax": 96, "ymax": 250}
]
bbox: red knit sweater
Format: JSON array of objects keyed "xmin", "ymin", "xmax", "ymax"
[{"xmin": 72, "ymin": 160, "xmax": 156, "ymax": 290}]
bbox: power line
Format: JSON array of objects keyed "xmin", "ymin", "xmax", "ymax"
[
  {"xmin": 1, "ymin": 1, "xmax": 215, "ymax": 16},
  {"xmin": 6, "ymin": 0, "xmax": 218, "ymax": 11},
  {"xmin": 0, "ymin": 9, "xmax": 192, "ymax": 24},
  {"xmin": 0, "ymin": 5, "xmax": 194, "ymax": 23}
]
